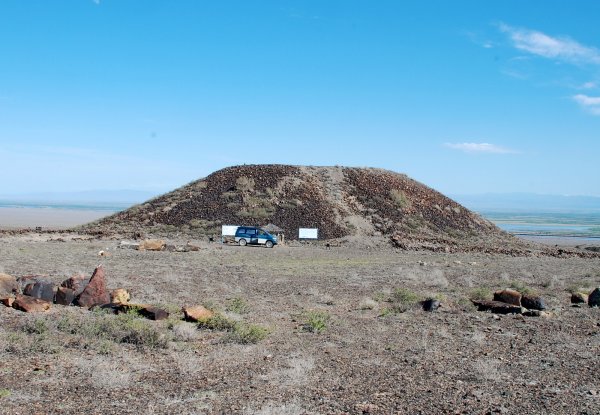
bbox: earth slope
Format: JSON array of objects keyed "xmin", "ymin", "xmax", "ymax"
[{"xmin": 82, "ymin": 165, "xmax": 515, "ymax": 250}]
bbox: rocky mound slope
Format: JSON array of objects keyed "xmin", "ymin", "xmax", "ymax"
[{"xmin": 81, "ymin": 165, "xmax": 518, "ymax": 250}]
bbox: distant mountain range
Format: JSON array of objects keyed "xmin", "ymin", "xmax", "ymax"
[{"xmin": 452, "ymin": 193, "xmax": 600, "ymax": 212}]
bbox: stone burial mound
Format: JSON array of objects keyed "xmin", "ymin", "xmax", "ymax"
[{"xmin": 79, "ymin": 164, "xmax": 522, "ymax": 251}]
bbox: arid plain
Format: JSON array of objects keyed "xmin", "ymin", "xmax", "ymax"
[{"xmin": 1, "ymin": 231, "xmax": 599, "ymax": 414}]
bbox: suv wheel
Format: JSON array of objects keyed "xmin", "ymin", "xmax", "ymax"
[
  {"xmin": 239, "ymin": 239, "xmax": 247, "ymax": 246},
  {"xmin": 265, "ymin": 240, "xmax": 274, "ymax": 248}
]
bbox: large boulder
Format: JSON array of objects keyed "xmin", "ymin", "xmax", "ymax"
[
  {"xmin": 521, "ymin": 294, "xmax": 546, "ymax": 311},
  {"xmin": 589, "ymin": 288, "xmax": 600, "ymax": 307},
  {"xmin": 23, "ymin": 280, "xmax": 56, "ymax": 303},
  {"xmin": 0, "ymin": 273, "xmax": 18, "ymax": 296},
  {"xmin": 74, "ymin": 266, "xmax": 110, "ymax": 308},
  {"xmin": 12, "ymin": 294, "xmax": 51, "ymax": 313},
  {"xmin": 493, "ymin": 289, "xmax": 522, "ymax": 306},
  {"xmin": 182, "ymin": 305, "xmax": 214, "ymax": 322},
  {"xmin": 137, "ymin": 239, "xmax": 166, "ymax": 251}
]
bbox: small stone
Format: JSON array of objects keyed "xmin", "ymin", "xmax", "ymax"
[
  {"xmin": 521, "ymin": 294, "xmax": 546, "ymax": 310},
  {"xmin": 110, "ymin": 288, "xmax": 130, "ymax": 304},
  {"xmin": 12, "ymin": 294, "xmax": 51, "ymax": 312},
  {"xmin": 421, "ymin": 298, "xmax": 441, "ymax": 312},
  {"xmin": 493, "ymin": 289, "xmax": 522, "ymax": 306},
  {"xmin": 55, "ymin": 287, "xmax": 76, "ymax": 306},
  {"xmin": 182, "ymin": 305, "xmax": 214, "ymax": 322},
  {"xmin": 588, "ymin": 288, "xmax": 600, "ymax": 307},
  {"xmin": 571, "ymin": 292, "xmax": 588, "ymax": 304}
]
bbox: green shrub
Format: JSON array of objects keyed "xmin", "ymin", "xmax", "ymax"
[
  {"xmin": 302, "ymin": 311, "xmax": 330, "ymax": 333},
  {"xmin": 392, "ymin": 288, "xmax": 420, "ymax": 305},
  {"xmin": 509, "ymin": 281, "xmax": 533, "ymax": 295},
  {"xmin": 223, "ymin": 323, "xmax": 268, "ymax": 344},
  {"xmin": 469, "ymin": 287, "xmax": 492, "ymax": 301},
  {"xmin": 389, "ymin": 189, "xmax": 410, "ymax": 209},
  {"xmin": 197, "ymin": 313, "xmax": 237, "ymax": 331},
  {"xmin": 0, "ymin": 389, "xmax": 10, "ymax": 399},
  {"xmin": 226, "ymin": 296, "xmax": 250, "ymax": 314}
]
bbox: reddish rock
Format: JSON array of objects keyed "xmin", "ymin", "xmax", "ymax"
[
  {"xmin": 182, "ymin": 305, "xmax": 214, "ymax": 322},
  {"xmin": 0, "ymin": 273, "xmax": 18, "ymax": 295},
  {"xmin": 60, "ymin": 274, "xmax": 88, "ymax": 294},
  {"xmin": 521, "ymin": 294, "xmax": 546, "ymax": 310},
  {"xmin": 74, "ymin": 266, "xmax": 110, "ymax": 308},
  {"xmin": 493, "ymin": 289, "xmax": 522, "ymax": 306},
  {"xmin": 55, "ymin": 287, "xmax": 76, "ymax": 306},
  {"xmin": 1, "ymin": 296, "xmax": 15, "ymax": 307},
  {"xmin": 12, "ymin": 294, "xmax": 51, "ymax": 313}
]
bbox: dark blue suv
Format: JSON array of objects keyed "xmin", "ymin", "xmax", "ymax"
[{"xmin": 235, "ymin": 226, "xmax": 278, "ymax": 248}]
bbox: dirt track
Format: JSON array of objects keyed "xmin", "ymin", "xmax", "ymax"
[{"xmin": 1, "ymin": 234, "xmax": 599, "ymax": 414}]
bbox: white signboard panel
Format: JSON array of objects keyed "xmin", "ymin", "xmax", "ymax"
[
  {"xmin": 299, "ymin": 228, "xmax": 318, "ymax": 239},
  {"xmin": 221, "ymin": 225, "xmax": 239, "ymax": 236}
]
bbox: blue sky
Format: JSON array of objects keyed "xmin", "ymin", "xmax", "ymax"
[{"xmin": 1, "ymin": 0, "xmax": 599, "ymax": 197}]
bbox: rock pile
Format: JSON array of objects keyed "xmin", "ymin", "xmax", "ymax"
[
  {"xmin": 472, "ymin": 289, "xmax": 548, "ymax": 316},
  {"xmin": 0, "ymin": 267, "xmax": 168, "ymax": 320}
]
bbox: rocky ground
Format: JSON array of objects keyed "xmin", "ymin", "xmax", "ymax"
[{"xmin": 1, "ymin": 233, "xmax": 599, "ymax": 414}]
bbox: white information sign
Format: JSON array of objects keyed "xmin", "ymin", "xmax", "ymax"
[
  {"xmin": 299, "ymin": 228, "xmax": 318, "ymax": 239},
  {"xmin": 221, "ymin": 225, "xmax": 239, "ymax": 236}
]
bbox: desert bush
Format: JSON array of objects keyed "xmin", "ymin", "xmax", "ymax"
[
  {"xmin": 221, "ymin": 191, "xmax": 238, "ymax": 201},
  {"xmin": 389, "ymin": 189, "xmax": 410, "ymax": 209},
  {"xmin": 170, "ymin": 322, "xmax": 200, "ymax": 342},
  {"xmin": 566, "ymin": 280, "xmax": 592, "ymax": 294},
  {"xmin": 508, "ymin": 281, "xmax": 533, "ymax": 295},
  {"xmin": 223, "ymin": 323, "xmax": 269, "ymax": 344},
  {"xmin": 302, "ymin": 311, "xmax": 330, "ymax": 333},
  {"xmin": 392, "ymin": 288, "xmax": 420, "ymax": 305},
  {"xmin": 236, "ymin": 176, "xmax": 255, "ymax": 192},
  {"xmin": 469, "ymin": 287, "xmax": 492, "ymax": 301},
  {"xmin": 359, "ymin": 297, "xmax": 378, "ymax": 310},
  {"xmin": 197, "ymin": 313, "xmax": 237, "ymax": 331},
  {"xmin": 0, "ymin": 389, "xmax": 10, "ymax": 399},
  {"xmin": 226, "ymin": 296, "xmax": 250, "ymax": 314}
]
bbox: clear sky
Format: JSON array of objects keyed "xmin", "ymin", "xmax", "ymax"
[{"xmin": 1, "ymin": 0, "xmax": 599, "ymax": 197}]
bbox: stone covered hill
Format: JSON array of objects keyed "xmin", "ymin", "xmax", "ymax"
[{"xmin": 81, "ymin": 165, "xmax": 518, "ymax": 251}]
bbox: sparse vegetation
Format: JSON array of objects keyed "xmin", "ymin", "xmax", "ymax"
[
  {"xmin": 469, "ymin": 287, "xmax": 492, "ymax": 301},
  {"xmin": 302, "ymin": 311, "xmax": 330, "ymax": 333},
  {"xmin": 226, "ymin": 296, "xmax": 250, "ymax": 314},
  {"xmin": 0, "ymin": 389, "xmax": 11, "ymax": 399},
  {"xmin": 508, "ymin": 281, "xmax": 533, "ymax": 295},
  {"xmin": 223, "ymin": 323, "xmax": 269, "ymax": 344},
  {"xmin": 389, "ymin": 189, "xmax": 410, "ymax": 209}
]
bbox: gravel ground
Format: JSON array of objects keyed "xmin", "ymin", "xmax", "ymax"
[{"xmin": 1, "ymin": 234, "xmax": 599, "ymax": 414}]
